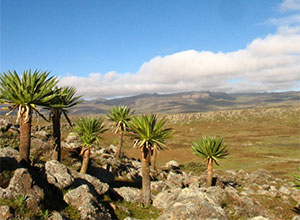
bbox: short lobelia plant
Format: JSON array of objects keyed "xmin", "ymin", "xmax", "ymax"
[
  {"xmin": 73, "ymin": 117, "xmax": 107, "ymax": 173},
  {"xmin": 106, "ymin": 105, "xmax": 134, "ymax": 159},
  {"xmin": 0, "ymin": 70, "xmax": 58, "ymax": 166},
  {"xmin": 191, "ymin": 136, "xmax": 229, "ymax": 187},
  {"xmin": 127, "ymin": 114, "xmax": 172, "ymax": 207}
]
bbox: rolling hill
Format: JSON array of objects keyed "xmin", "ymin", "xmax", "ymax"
[{"xmin": 69, "ymin": 91, "xmax": 300, "ymax": 114}]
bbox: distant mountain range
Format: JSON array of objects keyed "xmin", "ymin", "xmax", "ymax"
[{"xmin": 68, "ymin": 91, "xmax": 300, "ymax": 114}]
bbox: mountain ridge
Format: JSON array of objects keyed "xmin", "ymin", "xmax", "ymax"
[{"xmin": 70, "ymin": 91, "xmax": 299, "ymax": 114}]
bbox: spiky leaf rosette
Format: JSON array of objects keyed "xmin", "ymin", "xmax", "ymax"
[
  {"xmin": 127, "ymin": 114, "xmax": 173, "ymax": 151},
  {"xmin": 0, "ymin": 69, "xmax": 58, "ymax": 120},
  {"xmin": 46, "ymin": 86, "xmax": 82, "ymax": 125},
  {"xmin": 107, "ymin": 105, "xmax": 135, "ymax": 133},
  {"xmin": 192, "ymin": 136, "xmax": 229, "ymax": 166},
  {"xmin": 73, "ymin": 117, "xmax": 107, "ymax": 148}
]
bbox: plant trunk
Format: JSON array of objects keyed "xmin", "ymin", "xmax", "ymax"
[
  {"xmin": 115, "ymin": 131, "xmax": 123, "ymax": 159},
  {"xmin": 142, "ymin": 146, "xmax": 151, "ymax": 207},
  {"xmin": 19, "ymin": 106, "xmax": 32, "ymax": 166},
  {"xmin": 52, "ymin": 109, "xmax": 61, "ymax": 161},
  {"xmin": 150, "ymin": 146, "xmax": 157, "ymax": 171},
  {"xmin": 80, "ymin": 148, "xmax": 90, "ymax": 174},
  {"xmin": 207, "ymin": 158, "xmax": 213, "ymax": 187}
]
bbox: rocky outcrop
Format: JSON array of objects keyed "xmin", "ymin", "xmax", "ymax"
[
  {"xmin": 113, "ymin": 187, "xmax": 141, "ymax": 203},
  {"xmin": 157, "ymin": 188, "xmax": 228, "ymax": 220},
  {"xmin": 0, "ymin": 168, "xmax": 44, "ymax": 211},
  {"xmin": 45, "ymin": 160, "xmax": 74, "ymax": 189},
  {"xmin": 64, "ymin": 184, "xmax": 111, "ymax": 220},
  {"xmin": 70, "ymin": 170, "xmax": 110, "ymax": 197}
]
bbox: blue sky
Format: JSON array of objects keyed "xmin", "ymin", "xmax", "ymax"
[{"xmin": 1, "ymin": 0, "xmax": 300, "ymax": 98}]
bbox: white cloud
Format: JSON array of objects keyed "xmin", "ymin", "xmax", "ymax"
[
  {"xmin": 59, "ymin": 1, "xmax": 300, "ymax": 98},
  {"xmin": 280, "ymin": 0, "xmax": 300, "ymax": 12}
]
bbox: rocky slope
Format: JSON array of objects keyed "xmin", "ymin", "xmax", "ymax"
[{"xmin": 0, "ymin": 121, "xmax": 300, "ymax": 219}]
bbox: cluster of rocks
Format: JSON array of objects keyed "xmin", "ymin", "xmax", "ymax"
[{"xmin": 1, "ymin": 130, "xmax": 300, "ymax": 219}]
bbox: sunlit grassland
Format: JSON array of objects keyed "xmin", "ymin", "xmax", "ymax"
[
  {"xmin": 1, "ymin": 106, "xmax": 299, "ymax": 179},
  {"xmin": 124, "ymin": 106, "xmax": 300, "ymax": 179}
]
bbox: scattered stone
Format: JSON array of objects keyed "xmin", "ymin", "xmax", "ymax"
[
  {"xmin": 157, "ymin": 188, "xmax": 228, "ymax": 220},
  {"xmin": 45, "ymin": 160, "xmax": 74, "ymax": 189},
  {"xmin": 0, "ymin": 147, "xmax": 19, "ymax": 158},
  {"xmin": 3, "ymin": 168, "xmax": 44, "ymax": 211},
  {"xmin": 64, "ymin": 184, "xmax": 111, "ymax": 220},
  {"xmin": 163, "ymin": 160, "xmax": 180, "ymax": 170},
  {"xmin": 167, "ymin": 171, "xmax": 184, "ymax": 188},
  {"xmin": 279, "ymin": 186, "xmax": 291, "ymax": 195},
  {"xmin": 0, "ymin": 119, "xmax": 12, "ymax": 133},
  {"xmin": 48, "ymin": 211, "xmax": 65, "ymax": 220},
  {"xmin": 65, "ymin": 133, "xmax": 77, "ymax": 143},
  {"xmin": 0, "ymin": 205, "xmax": 14, "ymax": 220},
  {"xmin": 70, "ymin": 170, "xmax": 110, "ymax": 196},
  {"xmin": 248, "ymin": 216, "xmax": 269, "ymax": 220},
  {"xmin": 114, "ymin": 187, "xmax": 141, "ymax": 203}
]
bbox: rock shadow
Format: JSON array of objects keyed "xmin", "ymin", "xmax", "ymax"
[{"xmin": 27, "ymin": 166, "xmax": 68, "ymax": 211}]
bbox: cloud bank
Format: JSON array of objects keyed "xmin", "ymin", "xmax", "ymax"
[{"xmin": 60, "ymin": 2, "xmax": 300, "ymax": 98}]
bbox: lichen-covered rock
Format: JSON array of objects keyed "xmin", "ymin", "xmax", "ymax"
[
  {"xmin": 0, "ymin": 147, "xmax": 19, "ymax": 158},
  {"xmin": 70, "ymin": 170, "xmax": 109, "ymax": 196},
  {"xmin": 3, "ymin": 168, "xmax": 44, "ymax": 211},
  {"xmin": 162, "ymin": 160, "xmax": 180, "ymax": 170},
  {"xmin": 65, "ymin": 133, "xmax": 77, "ymax": 143},
  {"xmin": 64, "ymin": 184, "xmax": 111, "ymax": 220},
  {"xmin": 151, "ymin": 181, "xmax": 166, "ymax": 192},
  {"xmin": 157, "ymin": 188, "xmax": 228, "ymax": 220},
  {"xmin": 0, "ymin": 119, "xmax": 12, "ymax": 133},
  {"xmin": 153, "ymin": 188, "xmax": 181, "ymax": 209},
  {"xmin": 0, "ymin": 205, "xmax": 14, "ymax": 220},
  {"xmin": 45, "ymin": 160, "xmax": 74, "ymax": 189},
  {"xmin": 113, "ymin": 187, "xmax": 141, "ymax": 203},
  {"xmin": 48, "ymin": 211, "xmax": 66, "ymax": 220},
  {"xmin": 248, "ymin": 216, "xmax": 269, "ymax": 220},
  {"xmin": 167, "ymin": 171, "xmax": 184, "ymax": 188}
]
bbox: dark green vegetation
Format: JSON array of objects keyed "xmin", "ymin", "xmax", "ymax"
[
  {"xmin": 192, "ymin": 136, "xmax": 229, "ymax": 186},
  {"xmin": 67, "ymin": 91, "xmax": 299, "ymax": 114},
  {"xmin": 106, "ymin": 105, "xmax": 134, "ymax": 158},
  {"xmin": 73, "ymin": 117, "xmax": 107, "ymax": 173},
  {"xmin": 0, "ymin": 70, "xmax": 58, "ymax": 165}
]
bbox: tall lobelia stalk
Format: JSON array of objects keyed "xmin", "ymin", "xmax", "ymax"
[
  {"xmin": 0, "ymin": 70, "xmax": 58, "ymax": 166},
  {"xmin": 127, "ymin": 114, "xmax": 172, "ymax": 207},
  {"xmin": 45, "ymin": 87, "xmax": 81, "ymax": 161},
  {"xmin": 106, "ymin": 105, "xmax": 134, "ymax": 159}
]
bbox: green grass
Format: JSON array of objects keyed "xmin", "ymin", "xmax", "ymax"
[
  {"xmin": 0, "ymin": 196, "xmax": 49, "ymax": 219},
  {"xmin": 114, "ymin": 200, "xmax": 162, "ymax": 220},
  {"xmin": 62, "ymin": 205, "xmax": 81, "ymax": 220}
]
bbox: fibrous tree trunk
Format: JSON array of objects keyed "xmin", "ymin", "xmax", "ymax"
[
  {"xmin": 142, "ymin": 146, "xmax": 151, "ymax": 207},
  {"xmin": 150, "ymin": 145, "xmax": 157, "ymax": 171},
  {"xmin": 52, "ymin": 109, "xmax": 61, "ymax": 161},
  {"xmin": 80, "ymin": 148, "xmax": 90, "ymax": 174},
  {"xmin": 207, "ymin": 158, "xmax": 213, "ymax": 187},
  {"xmin": 115, "ymin": 131, "xmax": 123, "ymax": 159},
  {"xmin": 19, "ymin": 106, "xmax": 32, "ymax": 167}
]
